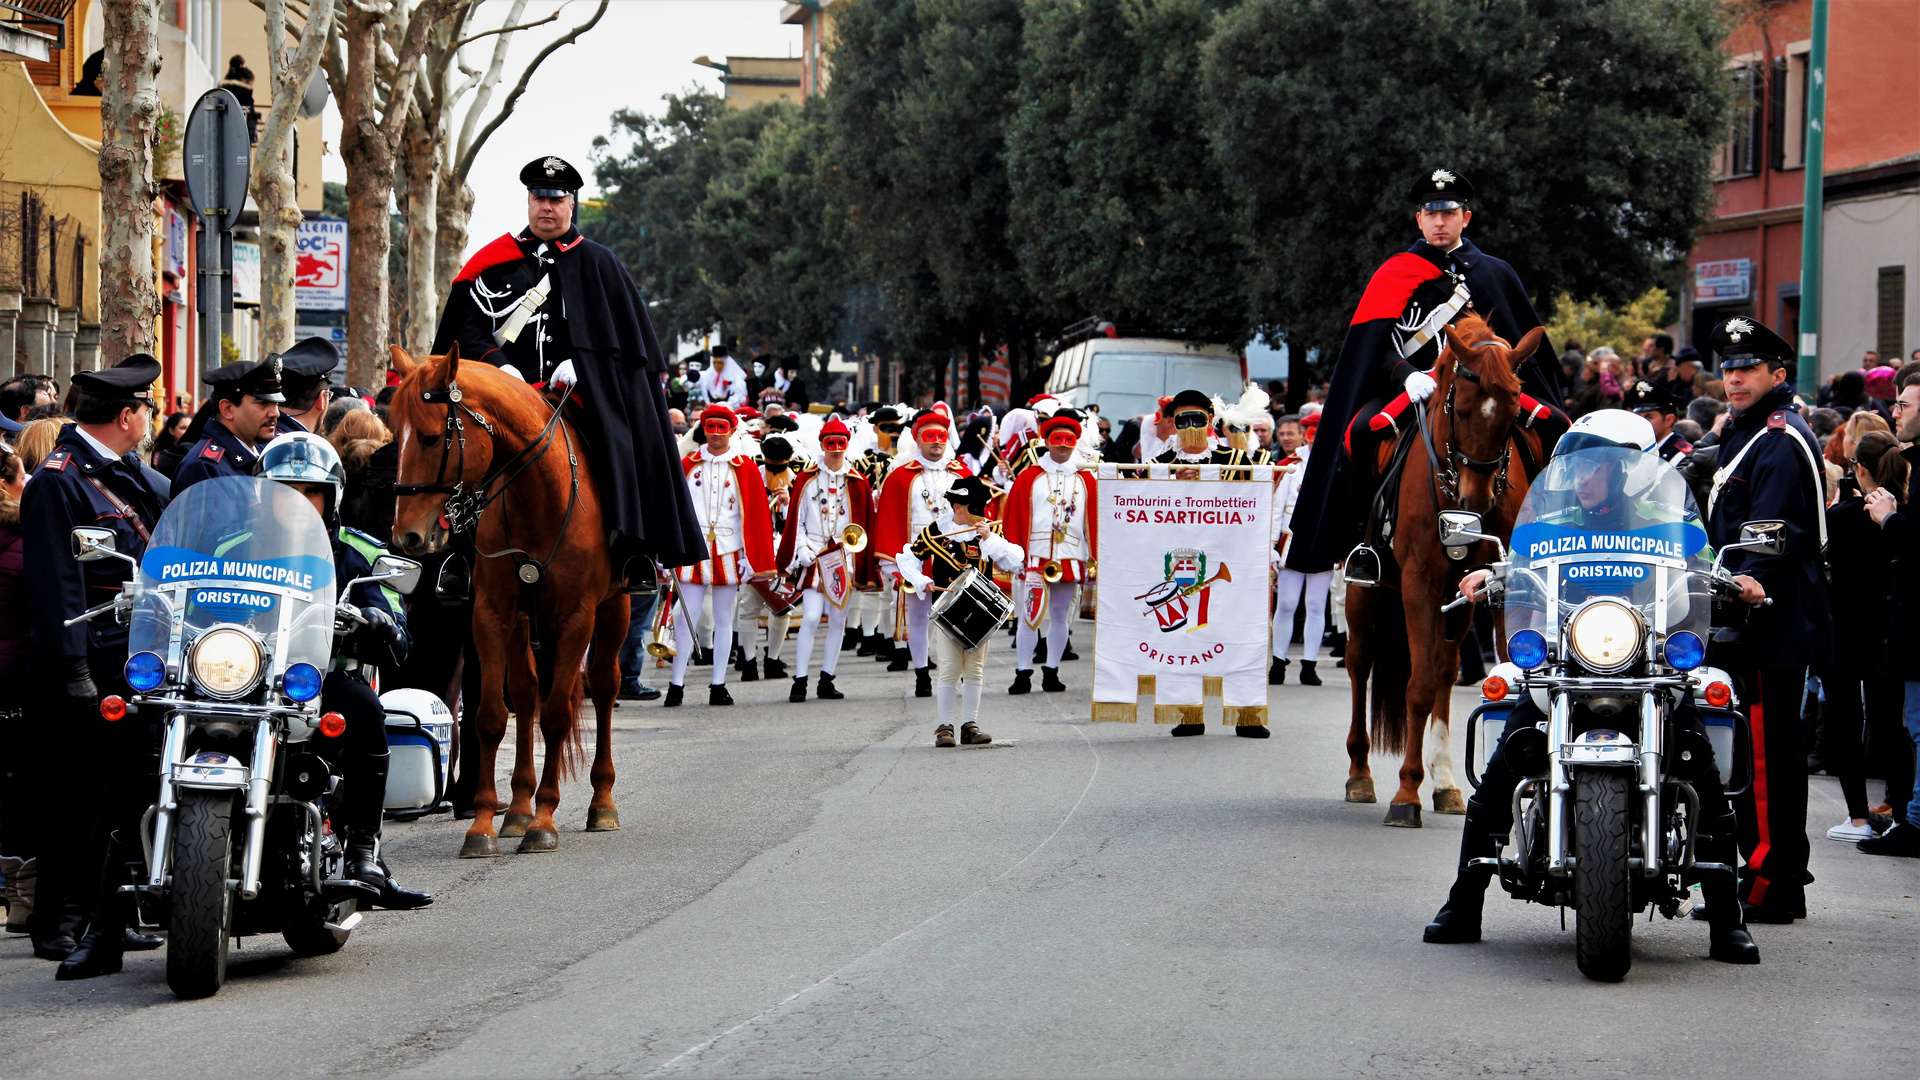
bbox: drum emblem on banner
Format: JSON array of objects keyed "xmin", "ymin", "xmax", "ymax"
[
  {"xmin": 1135, "ymin": 547, "xmax": 1231, "ymax": 633},
  {"xmin": 818, "ymin": 548, "xmax": 852, "ymax": 608}
]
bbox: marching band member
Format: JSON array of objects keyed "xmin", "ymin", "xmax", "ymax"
[
  {"xmin": 852, "ymin": 406, "xmax": 904, "ymax": 661},
  {"xmin": 777, "ymin": 417, "xmax": 874, "ymax": 702},
  {"xmin": 894, "ymin": 476, "xmax": 1024, "ymax": 747},
  {"xmin": 668, "ymin": 405, "xmax": 775, "ymax": 707},
  {"xmin": 734, "ymin": 434, "xmax": 798, "ymax": 683},
  {"xmin": 1002, "ymin": 411, "xmax": 1097, "ymax": 695},
  {"xmin": 873, "ymin": 407, "xmax": 971, "ymax": 696},
  {"xmin": 1213, "ymin": 383, "xmax": 1275, "ymax": 472},
  {"xmin": 1153, "ymin": 390, "xmax": 1264, "ymax": 473},
  {"xmin": 1270, "ymin": 428, "xmax": 1329, "ymax": 686}
]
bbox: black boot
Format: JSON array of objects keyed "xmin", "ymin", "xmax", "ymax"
[
  {"xmin": 696, "ymin": 646, "xmax": 714, "ymax": 667},
  {"xmin": 816, "ymin": 672, "xmax": 844, "ymax": 700},
  {"xmin": 123, "ymin": 927, "xmax": 162, "ymax": 951},
  {"xmin": 32, "ymin": 934, "xmax": 76, "ymax": 961},
  {"xmin": 1699, "ymin": 827, "xmax": 1760, "ymax": 963},
  {"xmin": 1042, "ymin": 667, "xmax": 1066, "ymax": 692},
  {"xmin": 1032, "ymin": 638, "xmax": 1046, "ymax": 665},
  {"xmin": 1423, "ymin": 798, "xmax": 1502, "ymax": 944},
  {"xmin": 843, "ymin": 627, "xmax": 863, "ymax": 652},
  {"xmin": 55, "ymin": 909, "xmax": 126, "ymax": 981},
  {"xmin": 763, "ymin": 655, "xmax": 789, "ymax": 680},
  {"xmin": 664, "ymin": 683, "xmax": 684, "ymax": 708},
  {"xmin": 873, "ymin": 637, "xmax": 895, "ymax": 663},
  {"xmin": 373, "ymin": 854, "xmax": 434, "ymax": 910},
  {"xmin": 887, "ymin": 650, "xmax": 909, "ymax": 672},
  {"xmin": 1269, "ymin": 657, "xmax": 1288, "ymax": 685},
  {"xmin": 1298, "ymin": 660, "xmax": 1322, "ymax": 686},
  {"xmin": 1009, "ymin": 669, "xmax": 1033, "ymax": 695},
  {"xmin": 709, "ymin": 684, "xmax": 734, "ymax": 706},
  {"xmin": 915, "ymin": 667, "xmax": 932, "ymax": 698},
  {"xmin": 790, "ymin": 675, "xmax": 808, "ymax": 703},
  {"xmin": 1170, "ymin": 724, "xmax": 1205, "ymax": 737},
  {"xmin": 856, "ymin": 633, "xmax": 878, "ymax": 657},
  {"xmin": 343, "ymin": 753, "xmax": 391, "ymax": 895},
  {"xmin": 739, "ymin": 655, "xmax": 760, "ymax": 682},
  {"xmin": 1060, "ymin": 634, "xmax": 1078, "ymax": 662}
]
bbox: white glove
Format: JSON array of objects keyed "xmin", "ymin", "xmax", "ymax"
[
  {"xmin": 499, "ymin": 363, "xmax": 526, "ymax": 383},
  {"xmin": 793, "ymin": 544, "xmax": 817, "ymax": 569},
  {"xmin": 549, "ymin": 359, "xmax": 577, "ymax": 391},
  {"xmin": 1404, "ymin": 370, "xmax": 1436, "ymax": 403}
]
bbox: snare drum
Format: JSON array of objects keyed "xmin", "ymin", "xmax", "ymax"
[{"xmin": 930, "ymin": 567, "xmax": 1014, "ymax": 651}]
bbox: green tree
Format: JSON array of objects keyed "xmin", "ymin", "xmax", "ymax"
[
  {"xmin": 1545, "ymin": 286, "xmax": 1671, "ymax": 361},
  {"xmin": 1008, "ymin": 0, "xmax": 1251, "ymax": 345},
  {"xmin": 1202, "ymin": 0, "xmax": 1730, "ymax": 362}
]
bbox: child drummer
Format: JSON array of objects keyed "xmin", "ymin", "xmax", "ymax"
[{"xmin": 893, "ymin": 475, "xmax": 1025, "ymax": 747}]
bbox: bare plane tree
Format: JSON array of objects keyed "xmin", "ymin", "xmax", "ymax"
[
  {"xmin": 97, "ymin": 0, "xmax": 163, "ymax": 361},
  {"xmin": 251, "ymin": 0, "xmax": 337, "ymax": 354}
]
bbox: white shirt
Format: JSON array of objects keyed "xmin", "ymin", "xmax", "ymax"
[
  {"xmin": 1025, "ymin": 455, "xmax": 1091, "ymax": 560},
  {"xmin": 687, "ymin": 445, "xmax": 747, "ymax": 558},
  {"xmin": 892, "ymin": 511, "xmax": 1024, "ymax": 594},
  {"xmin": 698, "ymin": 358, "xmax": 750, "ymax": 408},
  {"xmin": 790, "ymin": 463, "xmax": 856, "ymax": 570}
]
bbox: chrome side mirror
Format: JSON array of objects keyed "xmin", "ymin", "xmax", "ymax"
[
  {"xmin": 71, "ymin": 526, "xmax": 137, "ymax": 568},
  {"xmin": 372, "ymin": 554, "xmax": 423, "ymax": 595},
  {"xmin": 1739, "ymin": 520, "xmax": 1787, "ymax": 558},
  {"xmin": 1437, "ymin": 511, "xmax": 1483, "ymax": 547}
]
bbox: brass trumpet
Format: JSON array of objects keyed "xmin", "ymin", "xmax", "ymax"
[
  {"xmin": 1040, "ymin": 559, "xmax": 1064, "ymax": 583},
  {"xmin": 841, "ymin": 523, "xmax": 868, "ymax": 553},
  {"xmin": 646, "ymin": 587, "xmax": 677, "ymax": 659}
]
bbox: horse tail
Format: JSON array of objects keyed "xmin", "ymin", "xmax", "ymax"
[
  {"xmin": 562, "ymin": 673, "xmax": 586, "ymax": 781},
  {"xmin": 1369, "ymin": 589, "xmax": 1412, "ymax": 756}
]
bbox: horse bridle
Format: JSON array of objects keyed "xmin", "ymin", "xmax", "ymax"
[
  {"xmin": 1416, "ymin": 346, "xmax": 1514, "ymax": 509},
  {"xmin": 392, "ymin": 377, "xmax": 581, "ymax": 582}
]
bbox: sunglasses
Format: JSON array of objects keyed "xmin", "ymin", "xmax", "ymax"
[
  {"xmin": 764, "ymin": 461, "xmax": 790, "ymax": 474},
  {"xmin": 1172, "ymin": 412, "xmax": 1210, "ymax": 430}
]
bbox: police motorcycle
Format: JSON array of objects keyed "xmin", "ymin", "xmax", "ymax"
[
  {"xmin": 1437, "ymin": 443, "xmax": 1779, "ymax": 981},
  {"xmin": 66, "ymin": 474, "xmax": 420, "ymax": 999}
]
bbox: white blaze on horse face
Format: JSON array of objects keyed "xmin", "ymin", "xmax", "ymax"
[{"xmin": 1481, "ymin": 397, "xmax": 1499, "ymax": 419}]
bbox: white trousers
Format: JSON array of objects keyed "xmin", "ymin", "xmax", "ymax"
[
  {"xmin": 793, "ymin": 589, "xmax": 850, "ymax": 678},
  {"xmin": 1327, "ymin": 565, "xmax": 1347, "ymax": 633},
  {"xmin": 931, "ymin": 626, "xmax": 987, "ymax": 728},
  {"xmin": 673, "ymin": 583, "xmax": 737, "ymax": 686},
  {"xmin": 1271, "ymin": 568, "xmax": 1333, "ymax": 662},
  {"xmin": 735, "ymin": 586, "xmax": 793, "ymax": 662},
  {"xmin": 1014, "ymin": 580, "xmax": 1076, "ymax": 671},
  {"xmin": 904, "ymin": 590, "xmax": 931, "ymax": 668}
]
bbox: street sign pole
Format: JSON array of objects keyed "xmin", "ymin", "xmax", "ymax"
[
  {"xmin": 1798, "ymin": 0, "xmax": 1828, "ymax": 380},
  {"xmin": 183, "ymin": 88, "xmax": 251, "ymax": 383}
]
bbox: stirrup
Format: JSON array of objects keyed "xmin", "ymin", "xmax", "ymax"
[
  {"xmin": 1343, "ymin": 544, "xmax": 1382, "ymax": 587},
  {"xmin": 435, "ymin": 553, "xmax": 472, "ymax": 602}
]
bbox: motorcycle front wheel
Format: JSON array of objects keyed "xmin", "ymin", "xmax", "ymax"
[
  {"xmin": 1572, "ymin": 768, "xmax": 1634, "ymax": 982},
  {"xmin": 167, "ymin": 789, "xmax": 236, "ymax": 999}
]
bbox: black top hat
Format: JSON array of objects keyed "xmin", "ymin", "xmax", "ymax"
[
  {"xmin": 520, "ymin": 155, "xmax": 584, "ymax": 197},
  {"xmin": 203, "ymin": 356, "xmax": 286, "ymax": 403},
  {"xmin": 1410, "ymin": 167, "xmax": 1475, "ymax": 211},
  {"xmin": 1709, "ymin": 317, "xmax": 1794, "ymax": 370},
  {"xmin": 942, "ymin": 474, "xmax": 994, "ymax": 514},
  {"xmin": 73, "ymin": 353, "xmax": 162, "ymax": 400}
]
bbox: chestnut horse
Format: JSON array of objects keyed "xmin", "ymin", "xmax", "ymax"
[
  {"xmin": 387, "ymin": 344, "xmax": 630, "ymax": 857},
  {"xmin": 1343, "ymin": 314, "xmax": 1546, "ymax": 827}
]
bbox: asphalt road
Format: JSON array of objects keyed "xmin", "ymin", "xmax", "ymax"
[{"xmin": 0, "ymin": 625, "xmax": 1912, "ymax": 1078}]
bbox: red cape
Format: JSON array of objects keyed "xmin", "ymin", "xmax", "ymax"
[
  {"xmin": 776, "ymin": 467, "xmax": 875, "ymax": 586},
  {"xmin": 874, "ymin": 456, "xmax": 971, "ymax": 561},
  {"xmin": 1348, "ymin": 252, "xmax": 1443, "ymax": 325},
  {"xmin": 682, "ymin": 450, "xmax": 776, "ymax": 573}
]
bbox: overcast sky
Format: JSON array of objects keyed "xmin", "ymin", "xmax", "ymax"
[{"xmin": 322, "ymin": 0, "xmax": 798, "ymax": 258}]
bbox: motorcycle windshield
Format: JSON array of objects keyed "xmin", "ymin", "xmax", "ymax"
[
  {"xmin": 1506, "ymin": 446, "xmax": 1711, "ymax": 644},
  {"xmin": 129, "ymin": 476, "xmax": 336, "ymax": 679}
]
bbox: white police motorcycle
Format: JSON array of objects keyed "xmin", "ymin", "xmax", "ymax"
[
  {"xmin": 69, "ymin": 474, "xmax": 421, "ymax": 999},
  {"xmin": 1440, "ymin": 445, "xmax": 1778, "ymax": 981}
]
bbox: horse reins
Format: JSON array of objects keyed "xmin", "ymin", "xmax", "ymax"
[
  {"xmin": 1416, "ymin": 348, "xmax": 1514, "ymax": 510},
  {"xmin": 393, "ymin": 378, "xmax": 581, "ymax": 586}
]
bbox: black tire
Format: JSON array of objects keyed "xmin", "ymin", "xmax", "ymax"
[
  {"xmin": 167, "ymin": 790, "xmax": 236, "ymax": 1000},
  {"xmin": 1572, "ymin": 768, "xmax": 1634, "ymax": 982},
  {"xmin": 281, "ymin": 898, "xmax": 354, "ymax": 957}
]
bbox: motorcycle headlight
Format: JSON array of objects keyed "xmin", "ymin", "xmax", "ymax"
[
  {"xmin": 124, "ymin": 650, "xmax": 166, "ymax": 692},
  {"xmin": 282, "ymin": 662, "xmax": 323, "ymax": 703},
  {"xmin": 1662, "ymin": 630, "xmax": 1705, "ymax": 672},
  {"xmin": 190, "ymin": 627, "xmax": 264, "ymax": 698},
  {"xmin": 1566, "ymin": 599, "xmax": 1644, "ymax": 674}
]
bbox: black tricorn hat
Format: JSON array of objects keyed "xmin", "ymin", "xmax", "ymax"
[
  {"xmin": 1165, "ymin": 389, "xmax": 1213, "ymax": 416},
  {"xmin": 520, "ymin": 155, "xmax": 584, "ymax": 196},
  {"xmin": 942, "ymin": 474, "xmax": 995, "ymax": 513},
  {"xmin": 1709, "ymin": 316, "xmax": 1794, "ymax": 370}
]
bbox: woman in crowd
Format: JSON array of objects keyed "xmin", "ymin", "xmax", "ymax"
[
  {"xmin": 328, "ymin": 408, "xmax": 395, "ymax": 537},
  {"xmin": 149, "ymin": 411, "xmax": 190, "ymax": 467},
  {"xmin": 1818, "ymin": 430, "xmax": 1909, "ymax": 841},
  {"xmin": 0, "ymin": 441, "xmax": 30, "ymax": 930},
  {"xmin": 13, "ymin": 418, "xmax": 67, "ymax": 476}
]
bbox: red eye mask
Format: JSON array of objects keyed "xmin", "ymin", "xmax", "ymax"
[{"xmin": 1047, "ymin": 431, "xmax": 1078, "ymax": 447}]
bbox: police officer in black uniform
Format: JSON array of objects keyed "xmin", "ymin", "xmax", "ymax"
[
  {"xmin": 276, "ymin": 337, "xmax": 341, "ymax": 435},
  {"xmin": 18, "ymin": 355, "xmax": 170, "ymax": 977},
  {"xmin": 171, "ymin": 356, "xmax": 284, "ymax": 496},
  {"xmin": 1702, "ymin": 316, "xmax": 1831, "ymax": 924},
  {"xmin": 257, "ymin": 433, "xmax": 432, "ymax": 909},
  {"xmin": 1631, "ymin": 381, "xmax": 1693, "ymax": 462}
]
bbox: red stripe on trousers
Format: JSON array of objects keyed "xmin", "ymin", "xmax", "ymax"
[{"xmin": 1747, "ymin": 670, "xmax": 1773, "ymax": 903}]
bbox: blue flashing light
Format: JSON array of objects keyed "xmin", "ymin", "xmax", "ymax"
[
  {"xmin": 124, "ymin": 651, "xmax": 166, "ymax": 692},
  {"xmin": 1508, "ymin": 629, "xmax": 1549, "ymax": 670},
  {"xmin": 283, "ymin": 662, "xmax": 323, "ymax": 703},
  {"xmin": 1664, "ymin": 630, "xmax": 1705, "ymax": 672}
]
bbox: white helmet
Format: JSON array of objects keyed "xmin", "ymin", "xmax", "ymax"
[
  {"xmin": 1555, "ymin": 409, "xmax": 1656, "ymax": 455},
  {"xmin": 258, "ymin": 431, "xmax": 345, "ymax": 518}
]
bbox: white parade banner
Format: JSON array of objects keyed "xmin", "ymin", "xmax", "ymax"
[{"xmin": 1091, "ymin": 464, "xmax": 1273, "ymax": 726}]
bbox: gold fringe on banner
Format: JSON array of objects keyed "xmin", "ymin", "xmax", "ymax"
[
  {"xmin": 1224, "ymin": 705, "xmax": 1268, "ymax": 727},
  {"xmin": 1091, "ymin": 701, "xmax": 1137, "ymax": 723},
  {"xmin": 1202, "ymin": 676, "xmax": 1223, "ymax": 698},
  {"xmin": 1155, "ymin": 703, "xmax": 1205, "ymax": 726},
  {"xmin": 1138, "ymin": 675, "xmax": 1155, "ymax": 696}
]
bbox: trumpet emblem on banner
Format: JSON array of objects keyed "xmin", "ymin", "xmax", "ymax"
[{"xmin": 1134, "ymin": 547, "xmax": 1232, "ymax": 634}]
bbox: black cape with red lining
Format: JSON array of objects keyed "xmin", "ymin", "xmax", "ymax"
[
  {"xmin": 434, "ymin": 226, "xmax": 704, "ymax": 567},
  {"xmin": 1284, "ymin": 237, "xmax": 1563, "ymax": 574}
]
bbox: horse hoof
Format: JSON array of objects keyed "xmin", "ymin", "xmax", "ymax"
[
  {"xmin": 1432, "ymin": 787, "xmax": 1467, "ymax": 815},
  {"xmin": 1345, "ymin": 778, "xmax": 1377, "ymax": 803},
  {"xmin": 499, "ymin": 813, "xmax": 534, "ymax": 837},
  {"xmin": 460, "ymin": 833, "xmax": 501, "ymax": 859},
  {"xmin": 517, "ymin": 829, "xmax": 559, "ymax": 854},
  {"xmin": 1383, "ymin": 803, "xmax": 1423, "ymax": 828},
  {"xmin": 585, "ymin": 807, "xmax": 621, "ymax": 832}
]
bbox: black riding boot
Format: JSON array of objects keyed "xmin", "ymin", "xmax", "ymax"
[
  {"xmin": 55, "ymin": 897, "xmax": 126, "ymax": 981},
  {"xmin": 343, "ymin": 753, "xmax": 390, "ymax": 895},
  {"xmin": 1423, "ymin": 798, "xmax": 1504, "ymax": 944},
  {"xmin": 373, "ymin": 854, "xmax": 435, "ymax": 910},
  {"xmin": 1700, "ymin": 825, "xmax": 1760, "ymax": 964}
]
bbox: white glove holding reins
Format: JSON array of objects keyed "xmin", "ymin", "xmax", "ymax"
[{"xmin": 1404, "ymin": 370, "xmax": 1437, "ymax": 403}]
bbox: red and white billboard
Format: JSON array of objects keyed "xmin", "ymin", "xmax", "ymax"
[{"xmin": 295, "ymin": 217, "xmax": 348, "ymax": 311}]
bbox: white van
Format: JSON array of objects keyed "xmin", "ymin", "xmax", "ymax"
[{"xmin": 1043, "ymin": 331, "xmax": 1247, "ymax": 420}]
